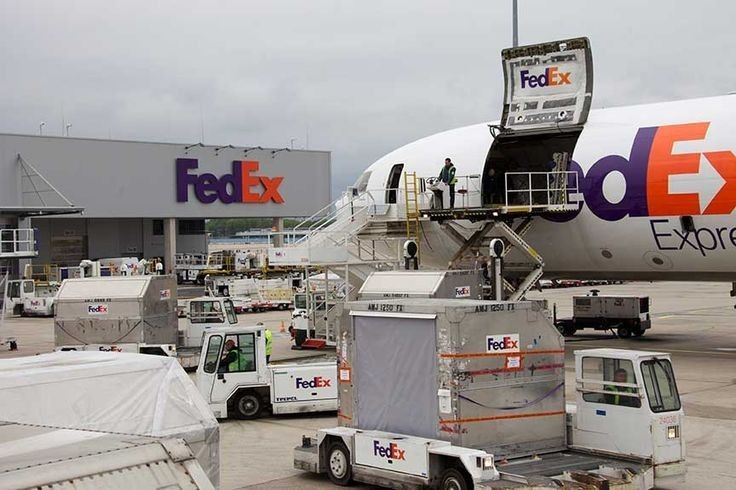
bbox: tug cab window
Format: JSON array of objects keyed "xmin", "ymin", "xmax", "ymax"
[
  {"xmin": 220, "ymin": 333, "xmax": 256, "ymax": 373},
  {"xmin": 581, "ymin": 357, "xmax": 641, "ymax": 408},
  {"xmin": 641, "ymin": 359, "xmax": 680, "ymax": 413}
]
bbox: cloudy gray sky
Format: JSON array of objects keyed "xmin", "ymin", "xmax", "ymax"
[{"xmin": 0, "ymin": 0, "xmax": 733, "ymax": 194}]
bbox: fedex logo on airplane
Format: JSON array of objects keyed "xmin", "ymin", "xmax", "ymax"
[
  {"xmin": 176, "ymin": 159, "xmax": 284, "ymax": 204},
  {"xmin": 373, "ymin": 440, "xmax": 406, "ymax": 461},
  {"xmin": 295, "ymin": 376, "xmax": 331, "ymax": 389},
  {"xmin": 558, "ymin": 122, "xmax": 736, "ymax": 222},
  {"xmin": 520, "ymin": 66, "xmax": 571, "ymax": 89}
]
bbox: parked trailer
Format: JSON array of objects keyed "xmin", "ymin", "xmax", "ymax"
[
  {"xmin": 196, "ymin": 325, "xmax": 338, "ymax": 419},
  {"xmin": 555, "ymin": 292, "xmax": 651, "ymax": 338},
  {"xmin": 0, "ymin": 423, "xmax": 214, "ymax": 489},
  {"xmin": 295, "ymin": 298, "xmax": 685, "ymax": 489}
]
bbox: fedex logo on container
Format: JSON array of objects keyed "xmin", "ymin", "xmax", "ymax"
[
  {"xmin": 554, "ymin": 122, "xmax": 736, "ymax": 222},
  {"xmin": 295, "ymin": 376, "xmax": 331, "ymax": 389},
  {"xmin": 373, "ymin": 440, "xmax": 406, "ymax": 461},
  {"xmin": 486, "ymin": 334, "xmax": 520, "ymax": 353},
  {"xmin": 520, "ymin": 66, "xmax": 571, "ymax": 89},
  {"xmin": 176, "ymin": 159, "xmax": 284, "ymax": 204},
  {"xmin": 87, "ymin": 304, "xmax": 109, "ymax": 315}
]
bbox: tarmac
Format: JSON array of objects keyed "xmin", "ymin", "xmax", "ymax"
[{"xmin": 1, "ymin": 281, "xmax": 735, "ymax": 489}]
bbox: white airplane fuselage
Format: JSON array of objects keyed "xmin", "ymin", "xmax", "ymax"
[{"xmin": 356, "ymin": 95, "xmax": 736, "ymax": 280}]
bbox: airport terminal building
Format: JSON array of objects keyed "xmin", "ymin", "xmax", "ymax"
[{"xmin": 0, "ymin": 133, "xmax": 331, "ymax": 272}]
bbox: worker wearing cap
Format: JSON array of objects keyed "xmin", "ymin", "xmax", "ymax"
[{"xmin": 438, "ymin": 158, "xmax": 458, "ymax": 208}]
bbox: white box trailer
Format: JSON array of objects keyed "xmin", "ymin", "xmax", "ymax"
[
  {"xmin": 0, "ymin": 351, "xmax": 220, "ymax": 487},
  {"xmin": 54, "ymin": 275, "xmax": 178, "ymax": 355},
  {"xmin": 0, "ymin": 423, "xmax": 213, "ymax": 489}
]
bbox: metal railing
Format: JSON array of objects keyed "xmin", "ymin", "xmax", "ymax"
[
  {"xmin": 0, "ymin": 229, "xmax": 37, "ymax": 258},
  {"xmin": 504, "ymin": 171, "xmax": 580, "ymax": 209}
]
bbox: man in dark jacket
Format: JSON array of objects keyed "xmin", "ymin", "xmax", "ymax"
[{"xmin": 438, "ymin": 158, "xmax": 458, "ymax": 208}]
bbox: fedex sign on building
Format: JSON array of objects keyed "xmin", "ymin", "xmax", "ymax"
[{"xmin": 176, "ymin": 159, "xmax": 284, "ymax": 204}]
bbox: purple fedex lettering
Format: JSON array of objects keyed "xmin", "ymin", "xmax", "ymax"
[
  {"xmin": 176, "ymin": 159, "xmax": 242, "ymax": 204},
  {"xmin": 582, "ymin": 127, "xmax": 655, "ymax": 221}
]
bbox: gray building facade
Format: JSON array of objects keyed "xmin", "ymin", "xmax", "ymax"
[{"xmin": 0, "ymin": 133, "xmax": 331, "ymax": 268}]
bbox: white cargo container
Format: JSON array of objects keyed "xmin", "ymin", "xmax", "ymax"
[
  {"xmin": 0, "ymin": 352, "xmax": 220, "ymax": 487},
  {"xmin": 0, "ymin": 423, "xmax": 214, "ymax": 489}
]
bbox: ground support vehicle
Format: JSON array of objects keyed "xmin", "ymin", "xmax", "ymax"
[
  {"xmin": 295, "ymin": 298, "xmax": 685, "ymax": 489},
  {"xmin": 196, "ymin": 325, "xmax": 337, "ymax": 419},
  {"xmin": 21, "ymin": 281, "xmax": 59, "ymax": 316},
  {"xmin": 555, "ymin": 292, "xmax": 651, "ymax": 338},
  {"xmin": 177, "ymin": 296, "xmax": 239, "ymax": 369},
  {"xmin": 175, "ymin": 253, "xmax": 209, "ymax": 284}
]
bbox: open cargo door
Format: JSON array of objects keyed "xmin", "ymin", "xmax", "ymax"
[
  {"xmin": 481, "ymin": 38, "xmax": 593, "ymax": 207},
  {"xmin": 500, "ymin": 37, "xmax": 593, "ymax": 133}
]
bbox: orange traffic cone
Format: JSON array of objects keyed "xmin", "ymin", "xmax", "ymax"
[{"xmin": 279, "ymin": 320, "xmax": 286, "ymax": 333}]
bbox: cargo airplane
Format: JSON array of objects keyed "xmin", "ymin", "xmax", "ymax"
[{"xmin": 350, "ymin": 86, "xmax": 735, "ymax": 280}]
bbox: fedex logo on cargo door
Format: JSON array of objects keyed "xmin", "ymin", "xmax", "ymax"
[
  {"xmin": 556, "ymin": 122, "xmax": 736, "ymax": 222},
  {"xmin": 373, "ymin": 440, "xmax": 406, "ymax": 461},
  {"xmin": 176, "ymin": 159, "xmax": 284, "ymax": 204},
  {"xmin": 520, "ymin": 66, "xmax": 571, "ymax": 88},
  {"xmin": 295, "ymin": 376, "xmax": 331, "ymax": 389}
]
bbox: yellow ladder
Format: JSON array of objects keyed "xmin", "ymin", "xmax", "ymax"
[{"xmin": 403, "ymin": 171, "xmax": 421, "ymax": 260}]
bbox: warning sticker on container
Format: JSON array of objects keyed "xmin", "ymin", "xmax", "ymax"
[
  {"xmin": 506, "ymin": 356, "xmax": 522, "ymax": 369},
  {"xmin": 455, "ymin": 286, "xmax": 471, "ymax": 298},
  {"xmin": 339, "ymin": 368, "xmax": 352, "ymax": 383},
  {"xmin": 160, "ymin": 289, "xmax": 171, "ymax": 300}
]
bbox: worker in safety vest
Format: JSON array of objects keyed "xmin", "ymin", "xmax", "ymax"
[
  {"xmin": 259, "ymin": 323, "xmax": 273, "ymax": 363},
  {"xmin": 604, "ymin": 368, "xmax": 639, "ymax": 407},
  {"xmin": 438, "ymin": 158, "xmax": 458, "ymax": 208}
]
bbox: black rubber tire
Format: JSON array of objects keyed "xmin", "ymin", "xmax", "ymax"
[
  {"xmin": 562, "ymin": 325, "xmax": 576, "ymax": 337},
  {"xmin": 633, "ymin": 328, "xmax": 645, "ymax": 337},
  {"xmin": 618, "ymin": 326, "xmax": 632, "ymax": 338},
  {"xmin": 234, "ymin": 392, "xmax": 263, "ymax": 420},
  {"xmin": 326, "ymin": 441, "xmax": 352, "ymax": 486},
  {"xmin": 439, "ymin": 468, "xmax": 469, "ymax": 490}
]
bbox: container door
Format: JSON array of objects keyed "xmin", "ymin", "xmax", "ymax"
[{"xmin": 353, "ymin": 314, "xmax": 437, "ymax": 439}]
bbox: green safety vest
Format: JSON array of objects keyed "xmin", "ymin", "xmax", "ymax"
[
  {"xmin": 228, "ymin": 348, "xmax": 249, "ymax": 372},
  {"xmin": 605, "ymin": 384, "xmax": 636, "ymax": 405},
  {"xmin": 265, "ymin": 329, "xmax": 273, "ymax": 356},
  {"xmin": 439, "ymin": 164, "xmax": 458, "ymax": 185}
]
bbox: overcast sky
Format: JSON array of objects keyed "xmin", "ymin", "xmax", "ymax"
[{"xmin": 0, "ymin": 0, "xmax": 733, "ymax": 194}]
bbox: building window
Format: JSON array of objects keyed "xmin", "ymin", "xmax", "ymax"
[
  {"xmin": 179, "ymin": 219, "xmax": 205, "ymax": 235},
  {"xmin": 152, "ymin": 220, "xmax": 164, "ymax": 236}
]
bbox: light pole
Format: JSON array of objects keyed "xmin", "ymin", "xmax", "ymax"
[
  {"xmin": 39, "ymin": 122, "xmax": 46, "ymax": 136},
  {"xmin": 65, "ymin": 123, "xmax": 72, "ymax": 137},
  {"xmin": 512, "ymin": 0, "xmax": 519, "ymax": 47}
]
